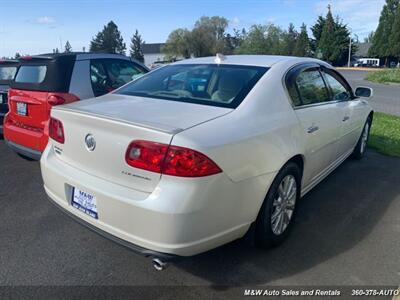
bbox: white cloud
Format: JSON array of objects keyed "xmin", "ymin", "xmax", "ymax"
[
  {"xmin": 36, "ymin": 16, "xmax": 55, "ymax": 24},
  {"xmin": 314, "ymin": 0, "xmax": 385, "ymax": 38},
  {"xmin": 231, "ymin": 17, "xmax": 240, "ymax": 25}
]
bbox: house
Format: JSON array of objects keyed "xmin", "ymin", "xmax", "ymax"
[{"xmin": 142, "ymin": 43, "xmax": 166, "ymax": 66}]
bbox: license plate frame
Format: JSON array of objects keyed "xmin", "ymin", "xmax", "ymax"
[{"xmin": 71, "ymin": 187, "xmax": 98, "ymax": 219}]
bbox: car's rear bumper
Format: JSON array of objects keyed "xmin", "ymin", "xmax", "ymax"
[
  {"xmin": 5, "ymin": 139, "xmax": 42, "ymax": 160},
  {"xmin": 47, "ymin": 195, "xmax": 178, "ymax": 261},
  {"xmin": 41, "ymin": 144, "xmax": 274, "ymax": 256},
  {"xmin": 3, "ymin": 115, "xmax": 48, "ymax": 156}
]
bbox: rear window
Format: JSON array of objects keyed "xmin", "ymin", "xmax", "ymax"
[
  {"xmin": 116, "ymin": 64, "xmax": 268, "ymax": 108},
  {"xmin": 0, "ymin": 66, "xmax": 17, "ymax": 80},
  {"xmin": 15, "ymin": 66, "xmax": 47, "ymax": 83}
]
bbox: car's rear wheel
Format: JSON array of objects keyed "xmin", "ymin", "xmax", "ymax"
[
  {"xmin": 255, "ymin": 162, "xmax": 301, "ymax": 248},
  {"xmin": 352, "ymin": 117, "xmax": 371, "ymax": 159}
]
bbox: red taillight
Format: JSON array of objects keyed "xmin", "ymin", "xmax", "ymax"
[
  {"xmin": 47, "ymin": 93, "xmax": 80, "ymax": 106},
  {"xmin": 49, "ymin": 117, "xmax": 65, "ymax": 144},
  {"xmin": 125, "ymin": 140, "xmax": 222, "ymax": 177}
]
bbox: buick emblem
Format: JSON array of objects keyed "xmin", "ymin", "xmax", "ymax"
[{"xmin": 85, "ymin": 134, "xmax": 96, "ymax": 152}]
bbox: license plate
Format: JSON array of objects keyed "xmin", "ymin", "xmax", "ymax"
[
  {"xmin": 16, "ymin": 102, "xmax": 27, "ymax": 116},
  {"xmin": 71, "ymin": 188, "xmax": 98, "ymax": 219}
]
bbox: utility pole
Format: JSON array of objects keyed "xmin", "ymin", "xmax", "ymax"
[{"xmin": 348, "ymin": 36, "xmax": 352, "ymax": 67}]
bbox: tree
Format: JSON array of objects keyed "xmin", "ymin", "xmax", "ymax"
[
  {"xmin": 162, "ymin": 16, "xmax": 230, "ymax": 58},
  {"xmin": 369, "ymin": 0, "xmax": 399, "ymax": 63},
  {"xmin": 162, "ymin": 28, "xmax": 191, "ymax": 59},
  {"xmin": 53, "ymin": 48, "xmax": 60, "ymax": 54},
  {"xmin": 310, "ymin": 15, "xmax": 326, "ymax": 52},
  {"xmin": 90, "ymin": 21, "xmax": 126, "ymax": 54},
  {"xmin": 389, "ymin": 4, "xmax": 400, "ymax": 58},
  {"xmin": 14, "ymin": 53, "xmax": 21, "ymax": 59},
  {"xmin": 281, "ymin": 23, "xmax": 298, "ymax": 56},
  {"xmin": 64, "ymin": 41, "xmax": 72, "ymax": 53},
  {"xmin": 311, "ymin": 5, "xmax": 355, "ymax": 65},
  {"xmin": 364, "ymin": 31, "xmax": 375, "ymax": 43},
  {"xmin": 293, "ymin": 23, "xmax": 311, "ymax": 57},
  {"xmin": 129, "ymin": 29, "xmax": 144, "ymax": 63},
  {"xmin": 318, "ymin": 5, "xmax": 336, "ymax": 63}
]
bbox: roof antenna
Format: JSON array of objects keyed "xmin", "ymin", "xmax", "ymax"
[{"xmin": 215, "ymin": 53, "xmax": 225, "ymax": 64}]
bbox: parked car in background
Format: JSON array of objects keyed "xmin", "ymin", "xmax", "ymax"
[
  {"xmin": 0, "ymin": 59, "xmax": 19, "ymax": 135},
  {"xmin": 4, "ymin": 52, "xmax": 148, "ymax": 160},
  {"xmin": 41, "ymin": 55, "xmax": 373, "ymax": 270}
]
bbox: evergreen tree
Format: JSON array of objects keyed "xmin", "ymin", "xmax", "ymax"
[
  {"xmin": 14, "ymin": 53, "xmax": 21, "ymax": 59},
  {"xmin": 64, "ymin": 41, "xmax": 72, "ymax": 53},
  {"xmin": 389, "ymin": 4, "xmax": 400, "ymax": 58},
  {"xmin": 311, "ymin": 5, "xmax": 355, "ymax": 65},
  {"xmin": 369, "ymin": 0, "xmax": 399, "ymax": 62},
  {"xmin": 318, "ymin": 5, "xmax": 336, "ymax": 63},
  {"xmin": 129, "ymin": 29, "xmax": 144, "ymax": 63},
  {"xmin": 293, "ymin": 23, "xmax": 311, "ymax": 57},
  {"xmin": 90, "ymin": 21, "xmax": 126, "ymax": 54},
  {"xmin": 364, "ymin": 31, "xmax": 375, "ymax": 43},
  {"xmin": 282, "ymin": 23, "xmax": 298, "ymax": 55},
  {"xmin": 310, "ymin": 16, "xmax": 326, "ymax": 52}
]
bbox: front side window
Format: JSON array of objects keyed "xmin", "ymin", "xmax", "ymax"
[
  {"xmin": 0, "ymin": 67, "xmax": 17, "ymax": 80},
  {"xmin": 15, "ymin": 66, "xmax": 47, "ymax": 83},
  {"xmin": 116, "ymin": 64, "xmax": 268, "ymax": 108},
  {"xmin": 323, "ymin": 71, "xmax": 351, "ymax": 101},
  {"xmin": 295, "ymin": 69, "xmax": 330, "ymax": 105}
]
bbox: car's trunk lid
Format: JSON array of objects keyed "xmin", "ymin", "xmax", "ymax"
[{"xmin": 51, "ymin": 94, "xmax": 232, "ymax": 193}]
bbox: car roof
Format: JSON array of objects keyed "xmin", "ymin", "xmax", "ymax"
[
  {"xmin": 18, "ymin": 52, "xmax": 131, "ymax": 61},
  {"xmin": 0, "ymin": 59, "xmax": 19, "ymax": 66},
  {"xmin": 174, "ymin": 55, "xmax": 324, "ymax": 68}
]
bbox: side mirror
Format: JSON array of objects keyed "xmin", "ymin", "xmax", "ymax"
[{"xmin": 355, "ymin": 86, "xmax": 373, "ymax": 98}]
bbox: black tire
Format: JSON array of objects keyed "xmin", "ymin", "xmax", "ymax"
[
  {"xmin": 352, "ymin": 117, "xmax": 371, "ymax": 160},
  {"xmin": 255, "ymin": 162, "xmax": 301, "ymax": 248}
]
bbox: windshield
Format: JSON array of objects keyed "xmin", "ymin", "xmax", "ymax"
[
  {"xmin": 116, "ymin": 64, "xmax": 268, "ymax": 108},
  {"xmin": 0, "ymin": 66, "xmax": 17, "ymax": 80}
]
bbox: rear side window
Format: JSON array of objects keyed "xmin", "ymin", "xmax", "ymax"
[
  {"xmin": 0, "ymin": 67, "xmax": 17, "ymax": 80},
  {"xmin": 90, "ymin": 59, "xmax": 147, "ymax": 97},
  {"xmin": 15, "ymin": 66, "xmax": 47, "ymax": 83},
  {"xmin": 295, "ymin": 69, "xmax": 330, "ymax": 105}
]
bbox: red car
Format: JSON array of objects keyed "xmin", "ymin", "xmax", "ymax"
[{"xmin": 4, "ymin": 52, "xmax": 148, "ymax": 160}]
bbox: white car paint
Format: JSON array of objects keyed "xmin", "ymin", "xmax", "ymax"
[{"xmin": 40, "ymin": 55, "xmax": 373, "ymax": 257}]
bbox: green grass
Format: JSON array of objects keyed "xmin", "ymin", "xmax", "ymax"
[
  {"xmin": 368, "ymin": 112, "xmax": 400, "ymax": 157},
  {"xmin": 365, "ymin": 69, "xmax": 400, "ymax": 84}
]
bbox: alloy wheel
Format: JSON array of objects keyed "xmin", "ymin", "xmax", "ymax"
[{"xmin": 271, "ymin": 174, "xmax": 297, "ymax": 235}]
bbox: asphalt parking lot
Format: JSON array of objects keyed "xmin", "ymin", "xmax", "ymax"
[
  {"xmin": 0, "ymin": 135, "xmax": 399, "ymax": 297},
  {"xmin": 339, "ymin": 70, "xmax": 400, "ymax": 116}
]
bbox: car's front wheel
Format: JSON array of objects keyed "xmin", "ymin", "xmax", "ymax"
[
  {"xmin": 255, "ymin": 162, "xmax": 301, "ymax": 248},
  {"xmin": 352, "ymin": 117, "xmax": 371, "ymax": 159}
]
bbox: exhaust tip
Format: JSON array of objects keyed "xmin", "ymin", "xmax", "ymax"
[{"xmin": 152, "ymin": 258, "xmax": 168, "ymax": 271}]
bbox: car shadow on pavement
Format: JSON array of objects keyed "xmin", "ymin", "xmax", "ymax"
[{"xmin": 174, "ymin": 150, "xmax": 400, "ymax": 287}]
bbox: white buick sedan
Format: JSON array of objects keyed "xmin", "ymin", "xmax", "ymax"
[{"xmin": 41, "ymin": 55, "xmax": 373, "ymax": 270}]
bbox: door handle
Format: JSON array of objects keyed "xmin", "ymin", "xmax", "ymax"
[
  {"xmin": 307, "ymin": 125, "xmax": 319, "ymax": 133},
  {"xmin": 342, "ymin": 116, "xmax": 350, "ymax": 122}
]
